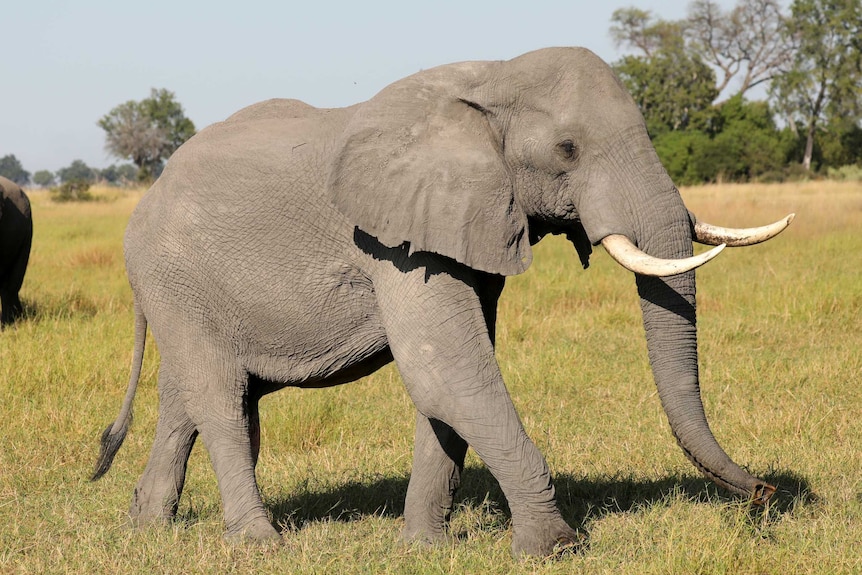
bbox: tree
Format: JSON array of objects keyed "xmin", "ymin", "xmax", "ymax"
[
  {"xmin": 614, "ymin": 39, "xmax": 719, "ymax": 136},
  {"xmin": 51, "ymin": 180, "xmax": 94, "ymax": 203},
  {"xmin": 697, "ymin": 95, "xmax": 791, "ymax": 181},
  {"xmin": 100, "ymin": 163, "xmax": 138, "ymax": 186},
  {"xmin": 0, "ymin": 154, "xmax": 30, "ymax": 185},
  {"xmin": 652, "ymin": 129, "xmax": 712, "ymax": 184},
  {"xmin": 771, "ymin": 0, "xmax": 862, "ymax": 170},
  {"xmin": 32, "ymin": 170, "xmax": 55, "ymax": 187},
  {"xmin": 686, "ymin": 0, "xmax": 792, "ymax": 98},
  {"xmin": 140, "ymin": 89, "xmax": 197, "ymax": 158},
  {"xmin": 610, "ymin": 7, "xmax": 686, "ymax": 57},
  {"xmin": 116, "ymin": 163, "xmax": 138, "ymax": 184},
  {"xmin": 652, "ymin": 97, "xmax": 790, "ymax": 184},
  {"xmin": 57, "ymin": 160, "xmax": 97, "ymax": 184},
  {"xmin": 818, "ymin": 119, "xmax": 862, "ymax": 168},
  {"xmin": 98, "ymin": 88, "xmax": 196, "ymax": 182}
]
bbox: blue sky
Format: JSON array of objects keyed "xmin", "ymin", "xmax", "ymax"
[{"xmin": 2, "ymin": 0, "xmax": 738, "ymax": 174}]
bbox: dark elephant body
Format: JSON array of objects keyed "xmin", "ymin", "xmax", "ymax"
[
  {"xmin": 0, "ymin": 175, "xmax": 32, "ymax": 326},
  {"xmin": 95, "ymin": 48, "xmax": 786, "ymax": 557}
]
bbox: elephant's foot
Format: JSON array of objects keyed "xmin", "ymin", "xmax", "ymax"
[
  {"xmin": 510, "ymin": 515, "xmax": 582, "ymax": 559},
  {"xmin": 129, "ymin": 485, "xmax": 178, "ymax": 527},
  {"xmin": 401, "ymin": 520, "xmax": 450, "ymax": 548},
  {"xmin": 402, "ymin": 498, "xmax": 456, "ymax": 548},
  {"xmin": 224, "ymin": 516, "xmax": 282, "ymax": 546}
]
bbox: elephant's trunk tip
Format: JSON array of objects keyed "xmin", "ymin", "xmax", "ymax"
[{"xmin": 752, "ymin": 482, "xmax": 777, "ymax": 506}]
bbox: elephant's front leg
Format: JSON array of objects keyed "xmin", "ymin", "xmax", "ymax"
[
  {"xmin": 402, "ymin": 412, "xmax": 467, "ymax": 544},
  {"xmin": 375, "ymin": 262, "xmax": 578, "ymax": 557},
  {"xmin": 0, "ymin": 285, "xmax": 24, "ymax": 325}
]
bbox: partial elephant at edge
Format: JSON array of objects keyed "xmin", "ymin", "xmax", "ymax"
[{"xmin": 0, "ymin": 175, "xmax": 33, "ymax": 327}]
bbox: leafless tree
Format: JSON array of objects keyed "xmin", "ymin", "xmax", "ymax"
[
  {"xmin": 610, "ymin": 8, "xmax": 687, "ymax": 57},
  {"xmin": 686, "ymin": 0, "xmax": 793, "ymax": 98}
]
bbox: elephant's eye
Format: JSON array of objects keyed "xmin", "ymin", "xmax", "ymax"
[{"xmin": 558, "ymin": 140, "xmax": 578, "ymax": 161}]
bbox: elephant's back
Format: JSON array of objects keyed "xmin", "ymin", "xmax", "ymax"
[
  {"xmin": 0, "ymin": 176, "xmax": 31, "ymax": 217},
  {"xmin": 222, "ymin": 98, "xmax": 318, "ymax": 123},
  {"xmin": 123, "ymin": 100, "xmax": 369, "ymax": 337},
  {"xmin": 127, "ymin": 100, "xmax": 356, "ymax": 249}
]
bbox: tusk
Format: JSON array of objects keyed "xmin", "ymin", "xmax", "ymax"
[
  {"xmin": 694, "ymin": 213, "xmax": 795, "ymax": 247},
  {"xmin": 601, "ymin": 234, "xmax": 725, "ymax": 277}
]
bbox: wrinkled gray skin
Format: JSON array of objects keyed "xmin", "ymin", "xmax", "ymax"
[
  {"xmin": 93, "ymin": 47, "xmax": 776, "ymax": 557},
  {"xmin": 0, "ymin": 176, "xmax": 32, "ymax": 327}
]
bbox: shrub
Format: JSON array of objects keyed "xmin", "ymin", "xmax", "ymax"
[
  {"xmin": 653, "ymin": 130, "xmax": 711, "ymax": 185},
  {"xmin": 827, "ymin": 164, "xmax": 862, "ymax": 181},
  {"xmin": 50, "ymin": 179, "xmax": 94, "ymax": 202}
]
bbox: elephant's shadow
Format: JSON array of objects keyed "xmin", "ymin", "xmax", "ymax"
[{"xmin": 263, "ymin": 466, "xmax": 814, "ymax": 537}]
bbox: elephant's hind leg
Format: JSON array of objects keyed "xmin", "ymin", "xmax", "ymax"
[
  {"xmin": 130, "ymin": 372, "xmax": 198, "ymax": 526},
  {"xmin": 180, "ymin": 351, "xmax": 279, "ymax": 543},
  {"xmin": 402, "ymin": 412, "xmax": 467, "ymax": 545}
]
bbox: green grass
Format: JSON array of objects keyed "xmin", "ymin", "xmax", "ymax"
[{"xmin": 1, "ymin": 182, "xmax": 860, "ymax": 574}]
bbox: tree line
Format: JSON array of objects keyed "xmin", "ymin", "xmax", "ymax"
[
  {"xmin": 0, "ymin": 155, "xmax": 139, "ymax": 188},
  {"xmin": 612, "ymin": 0, "xmax": 862, "ymax": 184},
  {"xmin": 2, "ymin": 0, "xmax": 860, "ymax": 189},
  {"xmin": 0, "ymin": 88, "xmax": 196, "ymax": 188}
]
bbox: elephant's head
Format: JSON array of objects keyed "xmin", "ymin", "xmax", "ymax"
[{"xmin": 329, "ymin": 47, "xmax": 789, "ymax": 503}]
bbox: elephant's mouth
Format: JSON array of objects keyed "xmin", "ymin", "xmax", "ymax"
[{"xmin": 600, "ymin": 214, "xmax": 795, "ymax": 277}]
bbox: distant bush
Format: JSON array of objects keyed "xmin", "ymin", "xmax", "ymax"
[
  {"xmin": 653, "ymin": 130, "xmax": 713, "ymax": 185},
  {"xmin": 827, "ymin": 164, "xmax": 862, "ymax": 181},
  {"xmin": 50, "ymin": 179, "xmax": 94, "ymax": 202},
  {"xmin": 755, "ymin": 163, "xmax": 814, "ymax": 183},
  {"xmin": 32, "ymin": 170, "xmax": 55, "ymax": 188},
  {"xmin": 653, "ymin": 96, "xmax": 796, "ymax": 185}
]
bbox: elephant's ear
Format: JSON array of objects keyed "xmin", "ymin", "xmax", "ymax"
[{"xmin": 328, "ymin": 71, "xmax": 531, "ymax": 276}]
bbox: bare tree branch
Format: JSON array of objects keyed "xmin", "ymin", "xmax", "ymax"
[{"xmin": 686, "ymin": 0, "xmax": 792, "ymax": 99}]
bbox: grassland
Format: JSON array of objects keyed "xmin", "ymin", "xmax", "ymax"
[{"xmin": 1, "ymin": 181, "xmax": 860, "ymax": 574}]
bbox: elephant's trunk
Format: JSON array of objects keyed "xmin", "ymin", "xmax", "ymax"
[
  {"xmin": 574, "ymin": 128, "xmax": 776, "ymax": 503},
  {"xmin": 634, "ymin": 215, "xmax": 775, "ymax": 504}
]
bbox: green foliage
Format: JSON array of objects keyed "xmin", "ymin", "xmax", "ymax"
[
  {"xmin": 653, "ymin": 130, "xmax": 711, "ymax": 185},
  {"xmin": 98, "ymin": 88, "xmax": 196, "ymax": 182},
  {"xmin": 612, "ymin": 0, "xmax": 861, "ymax": 182},
  {"xmin": 139, "ymin": 88, "xmax": 197, "ymax": 156},
  {"xmin": 50, "ymin": 179, "xmax": 94, "ymax": 202},
  {"xmin": 770, "ymin": 0, "xmax": 862, "ymax": 170},
  {"xmin": 827, "ymin": 164, "xmax": 862, "ymax": 181},
  {"xmin": 818, "ymin": 119, "xmax": 862, "ymax": 168},
  {"xmin": 57, "ymin": 159, "xmax": 98, "ymax": 184},
  {"xmin": 614, "ymin": 47, "xmax": 718, "ymax": 136},
  {"xmin": 99, "ymin": 163, "xmax": 138, "ymax": 186},
  {"xmin": 708, "ymin": 96, "xmax": 791, "ymax": 180},
  {"xmin": 32, "ymin": 169, "xmax": 55, "ymax": 187},
  {"xmin": 653, "ymin": 96, "xmax": 792, "ymax": 183},
  {"xmin": 0, "ymin": 154, "xmax": 30, "ymax": 185}
]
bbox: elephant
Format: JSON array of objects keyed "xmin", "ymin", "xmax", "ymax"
[
  {"xmin": 92, "ymin": 47, "xmax": 793, "ymax": 557},
  {"xmin": 0, "ymin": 175, "xmax": 32, "ymax": 327}
]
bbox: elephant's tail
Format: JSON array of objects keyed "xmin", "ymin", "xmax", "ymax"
[{"xmin": 91, "ymin": 301, "xmax": 148, "ymax": 481}]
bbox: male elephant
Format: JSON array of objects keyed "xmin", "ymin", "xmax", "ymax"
[
  {"xmin": 0, "ymin": 175, "xmax": 32, "ymax": 327},
  {"xmin": 93, "ymin": 47, "xmax": 793, "ymax": 557}
]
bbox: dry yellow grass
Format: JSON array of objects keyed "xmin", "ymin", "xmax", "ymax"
[{"xmin": 681, "ymin": 179, "xmax": 862, "ymax": 237}]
